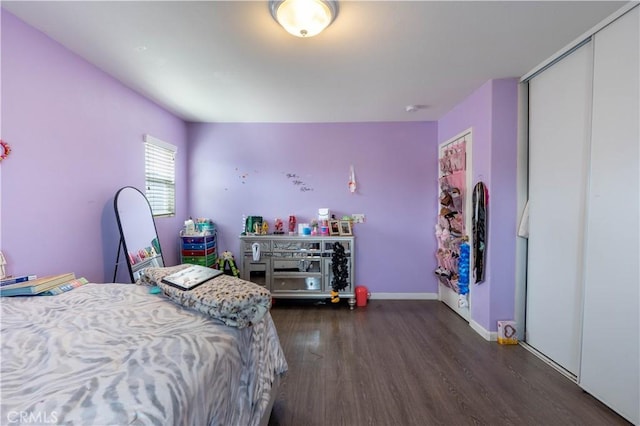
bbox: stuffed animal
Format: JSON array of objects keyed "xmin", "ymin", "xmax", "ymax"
[{"xmin": 216, "ymin": 251, "xmax": 239, "ymax": 277}]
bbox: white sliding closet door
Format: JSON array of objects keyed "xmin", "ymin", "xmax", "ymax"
[
  {"xmin": 526, "ymin": 42, "xmax": 593, "ymax": 376},
  {"xmin": 579, "ymin": 6, "xmax": 639, "ymax": 424}
]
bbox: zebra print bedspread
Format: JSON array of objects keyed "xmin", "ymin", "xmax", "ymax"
[{"xmin": 0, "ymin": 283, "xmax": 288, "ymax": 426}]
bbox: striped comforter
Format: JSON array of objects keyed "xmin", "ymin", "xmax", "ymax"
[{"xmin": 0, "ymin": 284, "xmax": 288, "ymax": 425}]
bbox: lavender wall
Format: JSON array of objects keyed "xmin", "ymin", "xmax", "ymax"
[
  {"xmin": 488, "ymin": 79, "xmax": 519, "ymax": 327},
  {"xmin": 1, "ymin": 11, "xmax": 188, "ymax": 282},
  {"xmin": 1, "ymin": 10, "xmax": 520, "ymax": 328},
  {"xmin": 438, "ymin": 78, "xmax": 519, "ymax": 331},
  {"xmin": 187, "ymin": 122, "xmax": 440, "ymax": 294}
]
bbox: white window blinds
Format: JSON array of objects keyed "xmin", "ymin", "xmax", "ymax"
[{"xmin": 144, "ymin": 134, "xmax": 177, "ymax": 217}]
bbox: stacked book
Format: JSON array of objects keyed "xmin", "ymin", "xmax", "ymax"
[
  {"xmin": 0, "ymin": 274, "xmax": 38, "ymax": 286},
  {"xmin": 0, "ymin": 273, "xmax": 88, "ymax": 297}
]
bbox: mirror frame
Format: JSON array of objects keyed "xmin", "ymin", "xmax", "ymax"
[{"xmin": 114, "ymin": 186, "xmax": 165, "ymax": 282}]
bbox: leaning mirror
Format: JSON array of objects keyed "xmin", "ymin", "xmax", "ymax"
[{"xmin": 114, "ymin": 186, "xmax": 164, "ymax": 282}]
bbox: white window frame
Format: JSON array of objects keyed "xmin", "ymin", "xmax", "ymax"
[{"xmin": 144, "ymin": 134, "xmax": 177, "ymax": 217}]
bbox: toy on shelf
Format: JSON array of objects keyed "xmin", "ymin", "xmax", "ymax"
[
  {"xmin": 288, "ymin": 215, "xmax": 296, "ymax": 235},
  {"xmin": 274, "ymin": 218, "xmax": 284, "ymax": 234}
]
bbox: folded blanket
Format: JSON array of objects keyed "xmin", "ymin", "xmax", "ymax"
[{"xmin": 137, "ymin": 265, "xmax": 271, "ymax": 329}]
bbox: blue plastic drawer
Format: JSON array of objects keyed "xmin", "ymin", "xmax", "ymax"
[{"xmin": 183, "ymin": 239, "xmax": 215, "ymax": 250}]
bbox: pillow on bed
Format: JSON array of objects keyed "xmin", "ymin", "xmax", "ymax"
[{"xmin": 138, "ymin": 265, "xmax": 271, "ymax": 329}]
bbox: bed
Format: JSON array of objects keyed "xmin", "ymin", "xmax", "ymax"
[{"xmin": 0, "ymin": 279, "xmax": 288, "ymax": 425}]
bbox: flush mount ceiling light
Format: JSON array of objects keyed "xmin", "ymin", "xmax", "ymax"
[{"xmin": 269, "ymin": 0, "xmax": 338, "ymax": 38}]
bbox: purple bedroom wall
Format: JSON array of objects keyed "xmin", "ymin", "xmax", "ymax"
[
  {"xmin": 0, "ymin": 11, "xmax": 188, "ymax": 282},
  {"xmin": 438, "ymin": 78, "xmax": 519, "ymax": 332},
  {"xmin": 0, "ymin": 9, "xmax": 518, "ymax": 315},
  {"xmin": 186, "ymin": 122, "xmax": 440, "ymax": 295},
  {"xmin": 487, "ymin": 79, "xmax": 519, "ymax": 329}
]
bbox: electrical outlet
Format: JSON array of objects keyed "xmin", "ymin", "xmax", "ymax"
[{"xmin": 352, "ymin": 214, "xmax": 366, "ymax": 224}]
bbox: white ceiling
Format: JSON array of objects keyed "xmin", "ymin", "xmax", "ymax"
[{"xmin": 2, "ymin": 1, "xmax": 628, "ymax": 123}]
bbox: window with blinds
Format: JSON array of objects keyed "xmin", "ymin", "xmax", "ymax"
[{"xmin": 144, "ymin": 135, "xmax": 177, "ymax": 217}]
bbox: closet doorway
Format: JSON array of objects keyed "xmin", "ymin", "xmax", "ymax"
[
  {"xmin": 523, "ymin": 7, "xmax": 638, "ymax": 423},
  {"xmin": 525, "ymin": 41, "xmax": 593, "ymax": 378},
  {"xmin": 436, "ymin": 129, "xmax": 472, "ymax": 321}
]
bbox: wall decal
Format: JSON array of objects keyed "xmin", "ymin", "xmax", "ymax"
[
  {"xmin": 236, "ymin": 167, "xmax": 249, "ymax": 184},
  {"xmin": 231, "ymin": 168, "xmax": 259, "ymax": 189},
  {"xmin": 0, "ymin": 140, "xmax": 12, "ymax": 162},
  {"xmin": 348, "ymin": 164, "xmax": 356, "ymax": 193},
  {"xmin": 284, "ymin": 172, "xmax": 313, "ymax": 192}
]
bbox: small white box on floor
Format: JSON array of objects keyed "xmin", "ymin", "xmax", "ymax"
[{"xmin": 497, "ymin": 320, "xmax": 518, "ymax": 345}]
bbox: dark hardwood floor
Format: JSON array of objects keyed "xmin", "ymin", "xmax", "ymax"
[{"xmin": 267, "ymin": 300, "xmax": 629, "ymax": 426}]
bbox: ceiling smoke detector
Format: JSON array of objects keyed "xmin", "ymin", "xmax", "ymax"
[{"xmin": 405, "ymin": 104, "xmax": 427, "ymax": 113}]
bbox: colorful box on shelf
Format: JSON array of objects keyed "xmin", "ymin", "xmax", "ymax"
[
  {"xmin": 181, "ymin": 218, "xmax": 215, "ymax": 237},
  {"xmin": 196, "ymin": 222, "xmax": 215, "ymax": 233}
]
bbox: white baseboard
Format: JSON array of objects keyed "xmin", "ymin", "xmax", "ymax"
[
  {"xmin": 369, "ymin": 292, "xmax": 438, "ymax": 300},
  {"xmin": 470, "ymin": 319, "xmax": 498, "ymax": 341}
]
